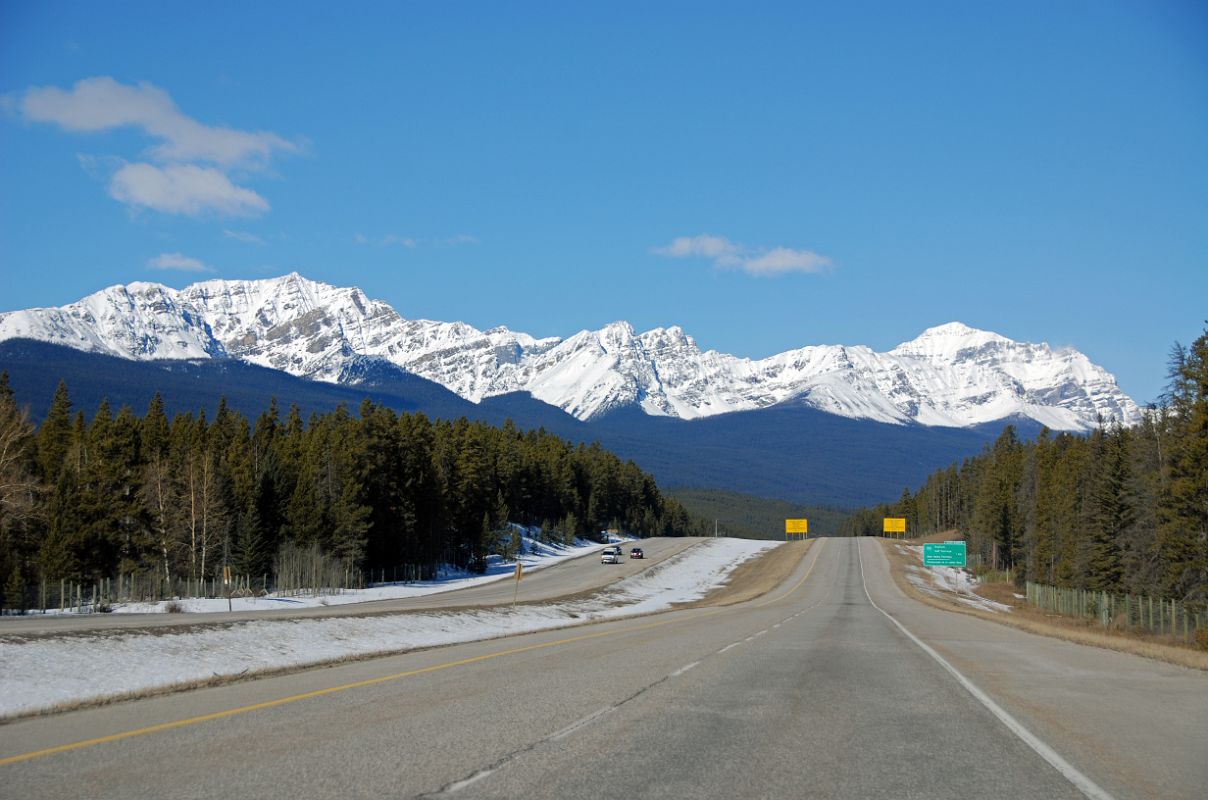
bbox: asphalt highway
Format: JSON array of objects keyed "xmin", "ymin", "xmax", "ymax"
[{"xmin": 2, "ymin": 537, "xmax": 1205, "ymax": 799}]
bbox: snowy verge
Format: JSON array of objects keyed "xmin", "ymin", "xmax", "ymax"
[
  {"xmin": 100, "ymin": 532, "xmax": 617, "ymax": 615},
  {"xmin": 896, "ymin": 544, "xmax": 1012, "ymax": 614},
  {"xmin": 0, "ymin": 538, "xmax": 778, "ymax": 718}
]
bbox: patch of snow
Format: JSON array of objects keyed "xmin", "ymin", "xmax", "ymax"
[
  {"xmin": 31, "ymin": 530, "xmax": 624, "ymax": 617},
  {"xmin": 100, "ymin": 533, "xmax": 607, "ymax": 615},
  {"xmin": 0, "ymin": 538, "xmax": 777, "ymax": 717},
  {"xmin": 901, "ymin": 545, "xmax": 1012, "ymax": 614}
]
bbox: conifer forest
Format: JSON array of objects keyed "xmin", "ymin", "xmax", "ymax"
[
  {"xmin": 0, "ymin": 384, "xmax": 699, "ymax": 610},
  {"xmin": 844, "ymin": 325, "xmax": 1208, "ymax": 606}
]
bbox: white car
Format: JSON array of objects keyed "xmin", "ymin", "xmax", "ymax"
[{"xmin": 601, "ymin": 546, "xmax": 623, "ymax": 564}]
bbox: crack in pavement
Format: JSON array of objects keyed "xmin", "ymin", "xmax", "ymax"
[
  {"xmin": 416, "ymin": 657, "xmax": 708, "ymax": 798},
  {"xmin": 417, "ymin": 546, "xmax": 836, "ymax": 799}
]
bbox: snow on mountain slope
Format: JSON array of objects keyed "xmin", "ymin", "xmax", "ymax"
[
  {"xmin": 0, "ymin": 274, "xmax": 1141, "ymax": 430},
  {"xmin": 0, "ymin": 282, "xmax": 224, "ymax": 360}
]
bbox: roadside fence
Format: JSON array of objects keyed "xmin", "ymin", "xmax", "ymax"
[
  {"xmin": 2, "ymin": 563, "xmax": 472, "ymax": 615},
  {"xmin": 1025, "ymin": 581, "xmax": 1206, "ymax": 645},
  {"xmin": 8, "ymin": 573, "xmax": 275, "ymax": 615}
]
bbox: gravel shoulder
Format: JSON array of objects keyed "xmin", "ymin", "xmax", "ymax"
[{"xmin": 876, "ymin": 537, "xmax": 1208, "ymax": 671}]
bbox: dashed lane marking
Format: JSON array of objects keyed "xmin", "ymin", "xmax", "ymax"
[{"xmin": 2, "ymin": 541, "xmax": 831, "ymax": 768}]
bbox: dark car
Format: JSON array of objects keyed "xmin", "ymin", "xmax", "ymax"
[{"xmin": 629, "ymin": 547, "xmax": 644, "ymax": 559}]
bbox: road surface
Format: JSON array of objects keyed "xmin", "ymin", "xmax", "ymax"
[
  {"xmin": 2, "ymin": 537, "xmax": 1205, "ymax": 799},
  {"xmin": 0, "ymin": 537, "xmax": 702, "ymax": 636}
]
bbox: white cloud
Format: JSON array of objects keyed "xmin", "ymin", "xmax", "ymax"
[
  {"xmin": 20, "ymin": 76, "xmax": 298, "ymax": 168},
  {"xmin": 654, "ymin": 233, "xmax": 831, "ymax": 277},
  {"xmin": 356, "ymin": 233, "xmax": 478, "ymax": 248},
  {"xmin": 741, "ymin": 246, "xmax": 831, "ymax": 276},
  {"xmin": 654, "ymin": 234, "xmax": 742, "ymax": 265},
  {"xmin": 110, "ymin": 162, "xmax": 269, "ymax": 217},
  {"xmin": 223, "ymin": 229, "xmax": 265, "ymax": 245},
  {"xmin": 147, "ymin": 252, "xmax": 214, "ymax": 273},
  {"xmin": 20, "ymin": 77, "xmax": 301, "ymax": 219}
]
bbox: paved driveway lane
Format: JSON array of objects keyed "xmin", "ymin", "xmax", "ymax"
[
  {"xmin": 861, "ymin": 538, "xmax": 1208, "ymax": 800},
  {"xmin": 442, "ymin": 538, "xmax": 1084, "ymax": 800}
]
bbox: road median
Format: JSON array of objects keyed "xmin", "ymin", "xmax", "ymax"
[
  {"xmin": 0, "ymin": 538, "xmax": 780, "ymax": 721},
  {"xmin": 687, "ymin": 539, "xmax": 812, "ymax": 608}
]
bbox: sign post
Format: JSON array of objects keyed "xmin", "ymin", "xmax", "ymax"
[
  {"xmin": 512, "ymin": 561, "xmax": 523, "ymax": 607},
  {"xmin": 785, "ymin": 519, "xmax": 809, "ymax": 541},
  {"xmin": 883, "ymin": 517, "xmax": 907, "ymax": 539},
  {"xmin": 922, "ymin": 541, "xmax": 967, "ymax": 567},
  {"xmin": 923, "ymin": 541, "xmax": 967, "ymax": 603},
  {"xmin": 223, "ymin": 565, "xmax": 232, "ymax": 612}
]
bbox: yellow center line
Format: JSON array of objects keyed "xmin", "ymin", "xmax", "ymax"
[
  {"xmin": 755, "ymin": 537, "xmax": 826, "ymax": 607},
  {"xmin": 1, "ymin": 538, "xmax": 827, "ymax": 767}
]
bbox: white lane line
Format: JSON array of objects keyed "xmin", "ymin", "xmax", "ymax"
[
  {"xmin": 719, "ymin": 642, "xmax": 742, "ymax": 653},
  {"xmin": 548, "ymin": 706, "xmax": 616, "ymax": 742},
  {"xmin": 670, "ymin": 661, "xmax": 700, "ymax": 677},
  {"xmin": 856, "ymin": 540, "xmax": 1117, "ymax": 800},
  {"xmin": 443, "ymin": 767, "xmax": 498, "ymax": 793}
]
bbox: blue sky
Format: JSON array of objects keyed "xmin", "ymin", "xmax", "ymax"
[{"xmin": 1, "ymin": 0, "xmax": 1205, "ymax": 405}]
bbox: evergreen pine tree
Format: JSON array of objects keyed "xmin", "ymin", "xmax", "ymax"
[
  {"xmin": 230, "ymin": 502, "xmax": 268, "ymax": 578},
  {"xmin": 4, "ymin": 563, "xmax": 26, "ymax": 613},
  {"xmin": 1156, "ymin": 326, "xmax": 1208, "ymax": 600},
  {"xmin": 36, "ymin": 380, "xmax": 73, "ymax": 482},
  {"xmin": 1083, "ymin": 426, "xmax": 1132, "ymax": 591}
]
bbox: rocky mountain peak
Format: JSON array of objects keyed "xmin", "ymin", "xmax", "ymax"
[{"xmin": 0, "ymin": 274, "xmax": 1142, "ymax": 431}]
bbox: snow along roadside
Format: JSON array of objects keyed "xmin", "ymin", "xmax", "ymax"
[
  {"xmin": 896, "ymin": 543, "xmax": 1012, "ymax": 614},
  {"xmin": 0, "ymin": 538, "xmax": 779, "ymax": 718},
  {"xmin": 42, "ymin": 531, "xmax": 621, "ymax": 616}
]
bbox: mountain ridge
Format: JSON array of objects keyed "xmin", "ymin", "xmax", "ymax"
[
  {"xmin": 0, "ymin": 338, "xmax": 1018, "ymax": 507},
  {"xmin": 0, "ymin": 273, "xmax": 1141, "ymax": 431}
]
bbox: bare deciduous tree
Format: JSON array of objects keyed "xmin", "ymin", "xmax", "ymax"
[{"xmin": 0, "ymin": 401, "xmax": 40, "ymax": 525}]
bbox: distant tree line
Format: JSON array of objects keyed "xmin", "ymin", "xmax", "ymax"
[
  {"xmin": 842, "ymin": 324, "xmax": 1208, "ymax": 606},
  {"xmin": 0, "ymin": 382, "xmax": 698, "ymax": 608},
  {"xmin": 667, "ymin": 488, "xmax": 850, "ymax": 539}
]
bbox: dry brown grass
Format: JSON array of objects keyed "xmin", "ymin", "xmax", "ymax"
[
  {"xmin": 688, "ymin": 539, "xmax": 813, "ymax": 608},
  {"xmin": 903, "ymin": 530, "xmax": 960, "ymax": 545},
  {"xmin": 878, "ymin": 538, "xmax": 1208, "ymax": 671}
]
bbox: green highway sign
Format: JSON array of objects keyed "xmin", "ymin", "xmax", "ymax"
[{"xmin": 923, "ymin": 541, "xmax": 967, "ymax": 567}]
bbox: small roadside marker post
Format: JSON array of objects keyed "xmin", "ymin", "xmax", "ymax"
[
  {"xmin": 223, "ymin": 565, "xmax": 232, "ymax": 612},
  {"xmin": 512, "ymin": 561, "xmax": 523, "ymax": 607}
]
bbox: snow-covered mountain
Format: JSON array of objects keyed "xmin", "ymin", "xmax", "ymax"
[{"xmin": 0, "ymin": 273, "xmax": 1141, "ymax": 431}]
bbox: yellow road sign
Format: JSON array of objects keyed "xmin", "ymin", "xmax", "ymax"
[
  {"xmin": 883, "ymin": 517, "xmax": 907, "ymax": 533},
  {"xmin": 514, "ymin": 562, "xmax": 523, "ymax": 581},
  {"xmin": 785, "ymin": 518, "xmax": 809, "ymax": 534}
]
